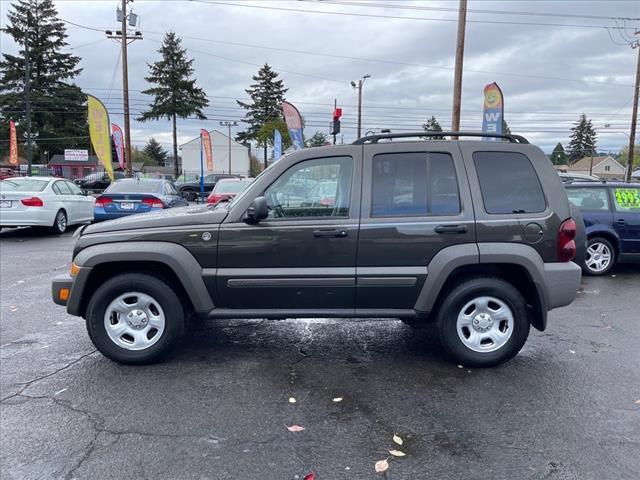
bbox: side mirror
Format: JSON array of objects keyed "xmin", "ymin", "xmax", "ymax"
[{"xmin": 245, "ymin": 196, "xmax": 268, "ymax": 223}]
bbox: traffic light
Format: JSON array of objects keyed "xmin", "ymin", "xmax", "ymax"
[{"xmin": 330, "ymin": 108, "xmax": 342, "ymax": 135}]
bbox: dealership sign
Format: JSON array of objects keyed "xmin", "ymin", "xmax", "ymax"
[{"xmin": 64, "ymin": 149, "xmax": 89, "ymax": 161}]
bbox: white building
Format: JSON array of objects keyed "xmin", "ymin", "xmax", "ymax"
[{"xmin": 179, "ymin": 130, "xmax": 250, "ymax": 177}]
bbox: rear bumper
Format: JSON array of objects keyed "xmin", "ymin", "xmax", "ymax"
[
  {"xmin": 0, "ymin": 208, "xmax": 56, "ymax": 227},
  {"xmin": 543, "ymin": 262, "xmax": 582, "ymax": 309},
  {"xmin": 52, "ymin": 274, "xmax": 74, "ymax": 306}
]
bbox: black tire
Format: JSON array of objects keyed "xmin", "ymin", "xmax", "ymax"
[
  {"xmin": 51, "ymin": 210, "xmax": 67, "ymax": 234},
  {"xmin": 436, "ymin": 276, "xmax": 530, "ymax": 368},
  {"xmin": 181, "ymin": 189, "xmax": 196, "ymax": 202},
  {"xmin": 582, "ymin": 236, "xmax": 616, "ymax": 276},
  {"xmin": 85, "ymin": 273, "xmax": 185, "ymax": 365}
]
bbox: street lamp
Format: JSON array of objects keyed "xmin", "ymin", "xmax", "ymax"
[
  {"xmin": 219, "ymin": 121, "xmax": 238, "ymax": 174},
  {"xmin": 351, "ymin": 74, "xmax": 371, "ymax": 139}
]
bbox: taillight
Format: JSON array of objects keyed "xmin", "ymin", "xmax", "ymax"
[
  {"xmin": 95, "ymin": 196, "xmax": 112, "ymax": 207},
  {"xmin": 21, "ymin": 197, "xmax": 44, "ymax": 207},
  {"xmin": 208, "ymin": 194, "xmax": 225, "ymax": 204},
  {"xmin": 142, "ymin": 197, "xmax": 164, "ymax": 208},
  {"xmin": 557, "ymin": 218, "xmax": 577, "ymax": 262}
]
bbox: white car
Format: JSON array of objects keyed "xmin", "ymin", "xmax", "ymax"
[{"xmin": 0, "ymin": 177, "xmax": 95, "ymax": 234}]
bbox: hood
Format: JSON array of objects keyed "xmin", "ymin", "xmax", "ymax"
[{"xmin": 83, "ymin": 204, "xmax": 228, "ymax": 234}]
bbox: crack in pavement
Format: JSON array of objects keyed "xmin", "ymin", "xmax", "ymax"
[{"xmin": 0, "ymin": 350, "xmax": 97, "ymax": 402}]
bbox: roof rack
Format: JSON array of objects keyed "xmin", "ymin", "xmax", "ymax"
[{"xmin": 351, "ymin": 131, "xmax": 529, "ymax": 145}]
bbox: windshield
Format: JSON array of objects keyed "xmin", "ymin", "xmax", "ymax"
[
  {"xmin": 0, "ymin": 178, "xmax": 50, "ymax": 192},
  {"xmin": 214, "ymin": 180, "xmax": 253, "ymax": 194},
  {"xmin": 105, "ymin": 181, "xmax": 163, "ymax": 194}
]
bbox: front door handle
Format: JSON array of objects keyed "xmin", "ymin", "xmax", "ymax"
[
  {"xmin": 313, "ymin": 228, "xmax": 348, "ymax": 238},
  {"xmin": 435, "ymin": 224, "xmax": 468, "ymax": 234}
]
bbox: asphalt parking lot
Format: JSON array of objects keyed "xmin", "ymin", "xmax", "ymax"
[{"xmin": 1, "ymin": 227, "xmax": 639, "ymax": 480}]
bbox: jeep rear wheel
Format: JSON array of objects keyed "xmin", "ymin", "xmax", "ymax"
[
  {"xmin": 437, "ymin": 276, "xmax": 530, "ymax": 367},
  {"xmin": 86, "ymin": 273, "xmax": 185, "ymax": 364}
]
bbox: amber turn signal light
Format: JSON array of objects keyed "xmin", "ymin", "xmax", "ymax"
[
  {"xmin": 59, "ymin": 288, "xmax": 70, "ymax": 301},
  {"xmin": 70, "ymin": 263, "xmax": 80, "ymax": 276}
]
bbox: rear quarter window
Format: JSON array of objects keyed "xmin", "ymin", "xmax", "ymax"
[{"xmin": 473, "ymin": 151, "xmax": 546, "ymax": 214}]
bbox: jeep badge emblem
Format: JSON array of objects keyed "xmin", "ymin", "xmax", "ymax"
[{"xmin": 201, "ymin": 232, "xmax": 212, "ymax": 241}]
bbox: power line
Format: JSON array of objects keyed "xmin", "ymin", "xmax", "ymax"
[{"xmin": 190, "ymin": 0, "xmax": 638, "ymax": 30}]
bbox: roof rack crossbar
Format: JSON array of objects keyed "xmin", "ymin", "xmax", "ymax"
[{"xmin": 351, "ymin": 131, "xmax": 529, "ymax": 145}]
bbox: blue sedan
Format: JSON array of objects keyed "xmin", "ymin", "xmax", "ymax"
[
  {"xmin": 565, "ymin": 182, "xmax": 640, "ymax": 275},
  {"xmin": 94, "ymin": 178, "xmax": 188, "ymax": 222}
]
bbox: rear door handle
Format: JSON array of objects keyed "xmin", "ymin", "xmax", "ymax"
[
  {"xmin": 313, "ymin": 228, "xmax": 348, "ymax": 238},
  {"xmin": 615, "ymin": 218, "xmax": 626, "ymax": 225},
  {"xmin": 435, "ymin": 224, "xmax": 468, "ymax": 234}
]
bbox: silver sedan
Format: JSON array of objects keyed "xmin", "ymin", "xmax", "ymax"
[{"xmin": 0, "ymin": 177, "xmax": 95, "ymax": 234}]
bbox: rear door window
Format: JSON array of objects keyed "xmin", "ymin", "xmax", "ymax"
[
  {"xmin": 371, "ymin": 152, "xmax": 460, "ymax": 217},
  {"xmin": 566, "ymin": 187, "xmax": 609, "ymax": 211},
  {"xmin": 473, "ymin": 152, "xmax": 546, "ymax": 214}
]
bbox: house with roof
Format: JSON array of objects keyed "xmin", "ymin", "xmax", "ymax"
[{"xmin": 567, "ymin": 155, "xmax": 626, "ymax": 180}]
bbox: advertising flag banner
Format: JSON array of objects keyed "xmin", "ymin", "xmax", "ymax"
[
  {"xmin": 9, "ymin": 120, "xmax": 18, "ymax": 165},
  {"xmin": 87, "ymin": 95, "xmax": 114, "ymax": 181},
  {"xmin": 282, "ymin": 101, "xmax": 304, "ymax": 150},
  {"xmin": 111, "ymin": 124, "xmax": 125, "ymax": 169},
  {"xmin": 274, "ymin": 129, "xmax": 282, "ymax": 161},
  {"xmin": 201, "ymin": 129, "xmax": 213, "ymax": 172},
  {"xmin": 481, "ymin": 82, "xmax": 504, "ymax": 142}
]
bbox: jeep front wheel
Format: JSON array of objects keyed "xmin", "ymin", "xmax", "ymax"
[
  {"xmin": 437, "ymin": 276, "xmax": 530, "ymax": 367},
  {"xmin": 85, "ymin": 273, "xmax": 185, "ymax": 364}
]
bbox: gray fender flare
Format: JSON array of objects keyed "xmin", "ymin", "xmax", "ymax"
[{"xmin": 73, "ymin": 241, "xmax": 214, "ymax": 313}]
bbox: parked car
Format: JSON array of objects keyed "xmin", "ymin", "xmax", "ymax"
[
  {"xmin": 1, "ymin": 176, "xmax": 94, "ymax": 233},
  {"xmin": 94, "ymin": 178, "xmax": 188, "ymax": 222},
  {"xmin": 52, "ymin": 131, "xmax": 582, "ymax": 367},
  {"xmin": 75, "ymin": 171, "xmax": 127, "ymax": 191},
  {"xmin": 176, "ymin": 174, "xmax": 242, "ymax": 201},
  {"xmin": 207, "ymin": 178, "xmax": 254, "ymax": 205},
  {"xmin": 0, "ymin": 168, "xmax": 17, "ymax": 180},
  {"xmin": 559, "ymin": 172, "xmax": 600, "ymax": 183},
  {"xmin": 565, "ymin": 182, "xmax": 640, "ymax": 275}
]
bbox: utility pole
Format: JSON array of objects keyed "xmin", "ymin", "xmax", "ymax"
[
  {"xmin": 106, "ymin": 1, "xmax": 141, "ymax": 177},
  {"xmin": 626, "ymin": 35, "xmax": 639, "ymax": 183},
  {"xmin": 451, "ymin": 0, "xmax": 467, "ymax": 138},
  {"xmin": 351, "ymin": 74, "xmax": 370, "ymax": 139},
  {"xmin": 24, "ymin": 12, "xmax": 32, "ymax": 176},
  {"xmin": 220, "ymin": 121, "xmax": 238, "ymax": 174}
]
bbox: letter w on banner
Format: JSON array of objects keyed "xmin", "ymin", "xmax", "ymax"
[
  {"xmin": 200, "ymin": 129, "xmax": 213, "ymax": 172},
  {"xmin": 282, "ymin": 101, "xmax": 304, "ymax": 150},
  {"xmin": 111, "ymin": 124, "xmax": 125, "ymax": 170}
]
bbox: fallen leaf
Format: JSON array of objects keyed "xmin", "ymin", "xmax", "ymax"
[
  {"xmin": 54, "ymin": 388, "xmax": 67, "ymax": 396},
  {"xmin": 569, "ymin": 349, "xmax": 576, "ymax": 354},
  {"xmin": 611, "ymin": 275, "xmax": 616, "ymax": 278},
  {"xmin": 303, "ymin": 473, "xmax": 315, "ymax": 480},
  {"xmin": 457, "ymin": 364, "xmax": 463, "ymax": 369},
  {"xmin": 635, "ymin": 400, "xmax": 640, "ymax": 405},
  {"xmin": 287, "ymin": 425, "xmax": 305, "ymax": 432},
  {"xmin": 289, "ymin": 397, "xmax": 297, "ymax": 404},
  {"xmin": 17, "ymin": 280, "xmax": 24, "ymax": 284},
  {"xmin": 393, "ymin": 433, "xmax": 403, "ymax": 446},
  {"xmin": 374, "ymin": 459, "xmax": 389, "ymax": 473},
  {"xmin": 9, "ymin": 305, "xmax": 17, "ymax": 312},
  {"xmin": 388, "ymin": 449, "xmax": 406, "ymax": 457},
  {"xmin": 332, "ymin": 397, "xmax": 343, "ymax": 402}
]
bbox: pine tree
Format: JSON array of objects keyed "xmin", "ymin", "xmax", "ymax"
[
  {"xmin": 0, "ymin": 0, "xmax": 86, "ymax": 162},
  {"xmin": 502, "ymin": 119, "xmax": 511, "ymax": 135},
  {"xmin": 305, "ymin": 131, "xmax": 328, "ymax": 147},
  {"xmin": 550, "ymin": 142, "xmax": 568, "ymax": 165},
  {"xmin": 143, "ymin": 137, "xmax": 168, "ymax": 165},
  {"xmin": 422, "ymin": 115, "xmax": 443, "ymax": 139},
  {"xmin": 567, "ymin": 114, "xmax": 597, "ymax": 162},
  {"xmin": 236, "ymin": 63, "xmax": 288, "ymax": 165},
  {"xmin": 138, "ymin": 32, "xmax": 209, "ymax": 179}
]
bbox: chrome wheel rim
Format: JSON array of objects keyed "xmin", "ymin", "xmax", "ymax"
[
  {"xmin": 456, "ymin": 296, "xmax": 514, "ymax": 353},
  {"xmin": 104, "ymin": 292, "xmax": 165, "ymax": 351},
  {"xmin": 57, "ymin": 212, "xmax": 66, "ymax": 231},
  {"xmin": 586, "ymin": 242, "xmax": 611, "ymax": 273}
]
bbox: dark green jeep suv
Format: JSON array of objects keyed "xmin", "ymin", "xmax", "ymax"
[{"xmin": 52, "ymin": 132, "xmax": 582, "ymax": 367}]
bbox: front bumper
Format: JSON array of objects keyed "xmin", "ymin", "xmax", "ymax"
[
  {"xmin": 543, "ymin": 261, "xmax": 582, "ymax": 309},
  {"xmin": 52, "ymin": 274, "xmax": 74, "ymax": 306}
]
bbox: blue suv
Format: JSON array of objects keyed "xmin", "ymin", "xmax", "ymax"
[{"xmin": 565, "ymin": 182, "xmax": 640, "ymax": 275}]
